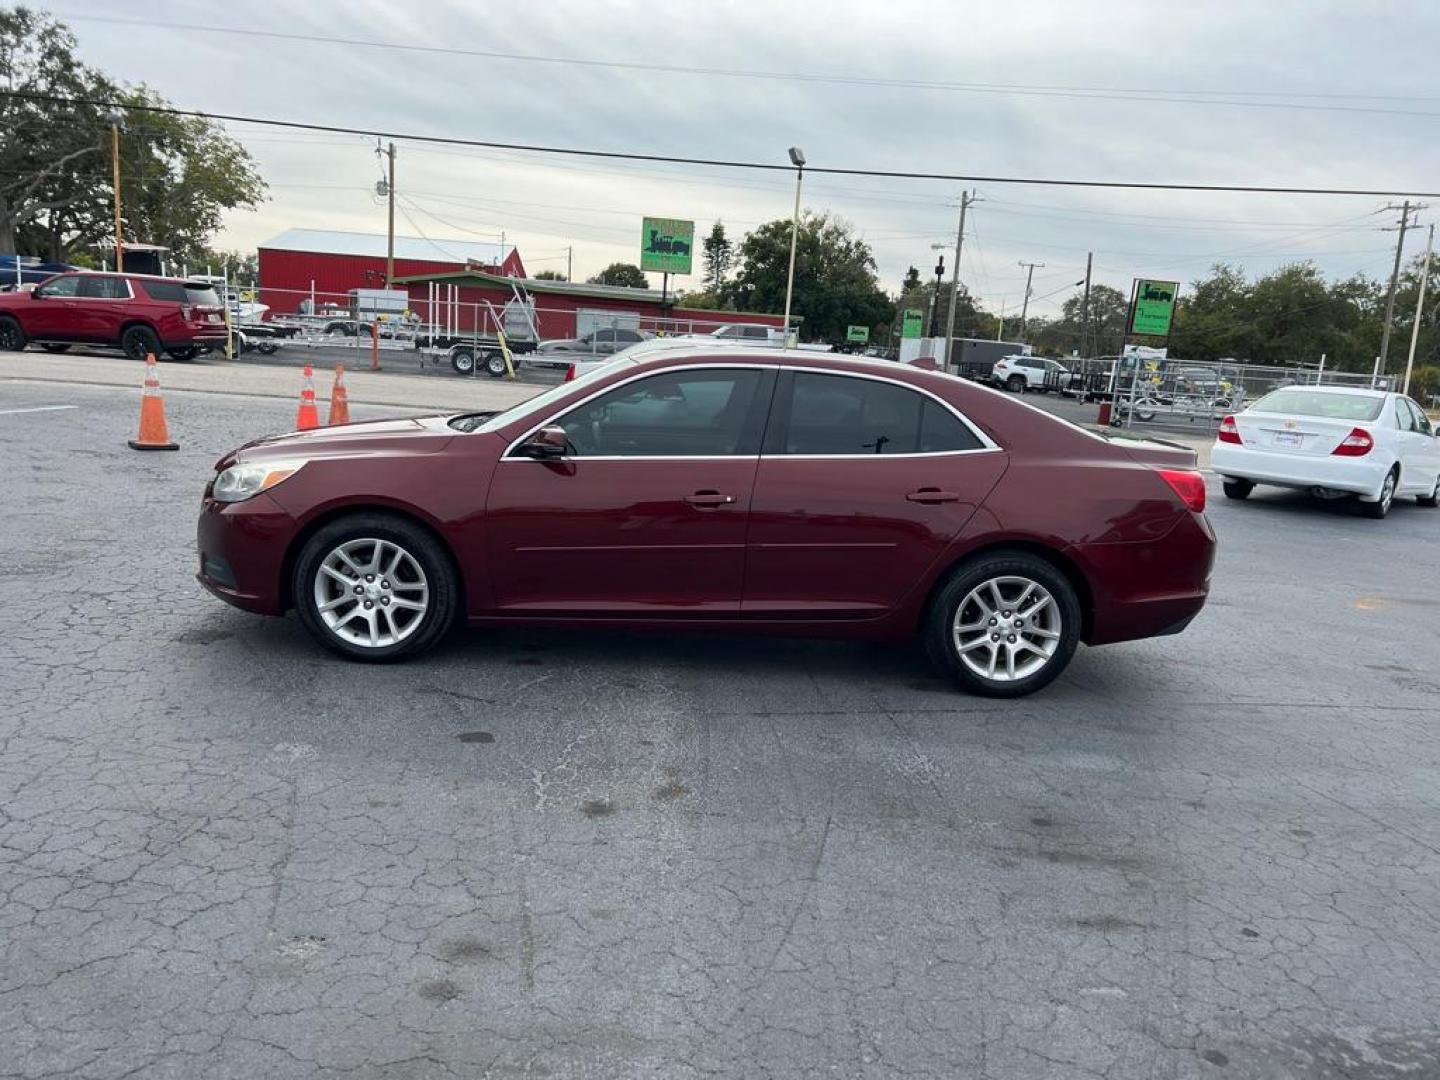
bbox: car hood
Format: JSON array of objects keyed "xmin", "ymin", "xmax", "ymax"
[{"xmin": 216, "ymin": 414, "xmax": 457, "ymax": 470}]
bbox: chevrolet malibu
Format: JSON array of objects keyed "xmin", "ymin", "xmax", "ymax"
[{"xmin": 197, "ymin": 350, "xmax": 1215, "ymax": 696}]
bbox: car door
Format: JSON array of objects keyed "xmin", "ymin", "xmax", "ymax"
[
  {"xmin": 1398, "ymin": 398, "xmax": 1440, "ymax": 491},
  {"xmin": 25, "ymin": 275, "xmax": 82, "ymax": 339},
  {"xmin": 743, "ymin": 370, "xmax": 1008, "ymax": 617},
  {"xmin": 484, "ymin": 365, "xmax": 775, "ymax": 614},
  {"xmin": 73, "ymin": 275, "xmax": 132, "ymax": 343}
]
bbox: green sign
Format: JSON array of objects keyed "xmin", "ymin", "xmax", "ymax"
[
  {"xmin": 640, "ymin": 217, "xmax": 694, "ymax": 274},
  {"xmin": 1130, "ymin": 279, "xmax": 1179, "ymax": 337},
  {"xmin": 846, "ymin": 325, "xmax": 870, "ymax": 343},
  {"xmin": 901, "ymin": 309, "xmax": 924, "ymax": 339}
]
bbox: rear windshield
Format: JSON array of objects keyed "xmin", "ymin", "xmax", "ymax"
[
  {"xmin": 1248, "ymin": 389, "xmax": 1384, "ymax": 421},
  {"xmin": 140, "ymin": 280, "xmax": 222, "ymax": 306}
]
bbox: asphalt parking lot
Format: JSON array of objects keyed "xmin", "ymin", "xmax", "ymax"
[{"xmin": 3, "ymin": 361, "xmax": 1439, "ymax": 1080}]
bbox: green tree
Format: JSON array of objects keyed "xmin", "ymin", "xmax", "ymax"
[
  {"xmin": 701, "ymin": 221, "xmax": 733, "ymax": 289},
  {"xmin": 1, "ymin": 10, "xmax": 266, "ymax": 264},
  {"xmin": 532, "ymin": 269, "xmax": 567, "ymax": 281},
  {"xmin": 721, "ymin": 211, "xmax": 893, "ymax": 343},
  {"xmin": 587, "ymin": 262, "xmax": 649, "ymax": 288}
]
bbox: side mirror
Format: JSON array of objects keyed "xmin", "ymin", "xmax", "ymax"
[{"xmin": 518, "ymin": 425, "xmax": 568, "ymax": 459}]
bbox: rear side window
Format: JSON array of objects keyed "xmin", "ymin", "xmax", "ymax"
[
  {"xmin": 140, "ymin": 280, "xmax": 186, "ymax": 302},
  {"xmin": 778, "ymin": 372, "xmax": 981, "ymax": 455},
  {"xmin": 1249, "ymin": 389, "xmax": 1384, "ymax": 422},
  {"xmin": 78, "ymin": 276, "xmax": 128, "ymax": 299}
]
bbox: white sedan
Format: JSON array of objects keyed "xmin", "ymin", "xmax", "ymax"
[{"xmin": 1211, "ymin": 386, "xmax": 1440, "ymax": 519}]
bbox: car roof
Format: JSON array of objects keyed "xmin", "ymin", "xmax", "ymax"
[
  {"xmin": 46, "ymin": 269, "xmax": 213, "ymax": 283},
  {"xmin": 1265, "ymin": 384, "xmax": 1388, "ymax": 398},
  {"xmin": 626, "ymin": 345, "xmax": 948, "ymax": 380}
]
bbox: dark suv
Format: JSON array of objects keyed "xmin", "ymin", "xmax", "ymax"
[{"xmin": 0, "ymin": 272, "xmax": 228, "ymax": 360}]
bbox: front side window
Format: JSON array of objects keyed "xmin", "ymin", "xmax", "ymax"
[
  {"xmin": 552, "ymin": 369, "xmax": 763, "ymax": 457},
  {"xmin": 37, "ymin": 276, "xmax": 80, "ymax": 298},
  {"xmin": 780, "ymin": 372, "xmax": 981, "ymax": 455},
  {"xmin": 1408, "ymin": 399, "xmax": 1433, "ymax": 436},
  {"xmin": 592, "ymin": 329, "xmax": 615, "ymax": 343}
]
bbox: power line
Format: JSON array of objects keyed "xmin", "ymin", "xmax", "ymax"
[
  {"xmin": 47, "ymin": 12, "xmax": 1440, "ymax": 120},
  {"xmin": 8, "ymin": 91, "xmax": 1440, "ymax": 199}
]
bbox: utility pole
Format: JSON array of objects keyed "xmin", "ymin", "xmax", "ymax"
[
  {"xmin": 566, "ymin": 245, "xmax": 573, "ymax": 283},
  {"xmin": 927, "ymin": 253, "xmax": 945, "ymax": 338},
  {"xmin": 942, "ymin": 190, "xmax": 975, "ymax": 368},
  {"xmin": 1079, "ymin": 252, "xmax": 1093, "ymax": 357},
  {"xmin": 377, "ymin": 141, "xmax": 397, "ymax": 286},
  {"xmin": 1403, "ymin": 223, "xmax": 1434, "ymax": 396},
  {"xmin": 109, "ymin": 112, "xmax": 124, "ymax": 272},
  {"xmin": 1378, "ymin": 200, "xmax": 1418, "ymax": 374},
  {"xmin": 1017, "ymin": 260, "xmax": 1044, "ymax": 339}
]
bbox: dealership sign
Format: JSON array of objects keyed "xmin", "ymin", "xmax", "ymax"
[
  {"xmin": 846, "ymin": 325, "xmax": 870, "ymax": 343},
  {"xmin": 1130, "ymin": 279, "xmax": 1179, "ymax": 337},
  {"xmin": 640, "ymin": 218, "xmax": 695, "ymax": 274},
  {"xmin": 901, "ymin": 309, "xmax": 924, "ymax": 339}
]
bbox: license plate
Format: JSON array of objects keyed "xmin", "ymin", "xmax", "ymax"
[
  {"xmin": 207, "ymin": 314, "xmax": 221, "ymax": 324},
  {"xmin": 1273, "ymin": 431, "xmax": 1303, "ymax": 448}
]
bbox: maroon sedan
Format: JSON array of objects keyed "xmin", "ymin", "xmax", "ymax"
[{"xmin": 197, "ymin": 350, "xmax": 1214, "ymax": 696}]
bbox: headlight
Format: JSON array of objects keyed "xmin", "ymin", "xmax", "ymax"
[{"xmin": 211, "ymin": 459, "xmax": 306, "ymax": 503}]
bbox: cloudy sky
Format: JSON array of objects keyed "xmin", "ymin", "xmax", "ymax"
[{"xmin": 54, "ymin": 0, "xmax": 1440, "ymax": 320}]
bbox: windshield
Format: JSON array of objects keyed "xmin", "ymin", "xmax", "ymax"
[
  {"xmin": 474, "ymin": 359, "xmax": 636, "ymax": 433},
  {"xmin": 1249, "ymin": 388, "xmax": 1384, "ymax": 421}
]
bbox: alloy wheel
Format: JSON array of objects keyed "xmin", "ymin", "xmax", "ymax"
[
  {"xmin": 312, "ymin": 537, "xmax": 429, "ymax": 648},
  {"xmin": 951, "ymin": 575, "xmax": 1062, "ymax": 682}
]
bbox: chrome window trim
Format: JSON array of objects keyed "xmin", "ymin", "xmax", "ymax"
[{"xmin": 501, "ymin": 361, "xmax": 1002, "ymax": 462}]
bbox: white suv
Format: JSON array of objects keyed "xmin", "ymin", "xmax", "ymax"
[{"xmin": 993, "ymin": 354, "xmax": 1065, "ymax": 392}]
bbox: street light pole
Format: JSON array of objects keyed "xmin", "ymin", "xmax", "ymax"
[
  {"xmin": 384, "ymin": 142, "xmax": 397, "ymax": 286},
  {"xmin": 1403, "ymin": 223, "xmax": 1434, "ymax": 397},
  {"xmin": 109, "ymin": 112, "xmax": 124, "ymax": 272},
  {"xmin": 782, "ymin": 146, "xmax": 805, "ymax": 350}
]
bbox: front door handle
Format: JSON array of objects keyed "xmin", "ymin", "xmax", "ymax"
[
  {"xmin": 906, "ymin": 488, "xmax": 960, "ymax": 504},
  {"xmin": 685, "ymin": 490, "xmax": 737, "ymax": 508}
]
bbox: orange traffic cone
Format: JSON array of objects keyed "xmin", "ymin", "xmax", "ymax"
[
  {"xmin": 296, "ymin": 363, "xmax": 320, "ymax": 430},
  {"xmin": 128, "ymin": 353, "xmax": 179, "ymax": 451},
  {"xmin": 327, "ymin": 363, "xmax": 350, "ymax": 426}
]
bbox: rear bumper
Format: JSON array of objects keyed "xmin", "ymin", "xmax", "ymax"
[
  {"xmin": 1212, "ymin": 444, "xmax": 1389, "ymax": 498},
  {"xmin": 195, "ymin": 492, "xmax": 296, "ymax": 615},
  {"xmin": 1076, "ymin": 511, "xmax": 1216, "ymax": 646}
]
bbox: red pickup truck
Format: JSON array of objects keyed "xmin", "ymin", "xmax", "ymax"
[{"xmin": 0, "ymin": 271, "xmax": 229, "ymax": 360}]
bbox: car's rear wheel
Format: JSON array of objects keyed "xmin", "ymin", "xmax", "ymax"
[
  {"xmin": 484, "ymin": 352, "xmax": 509, "ymax": 378},
  {"xmin": 1419, "ymin": 474, "xmax": 1440, "ymax": 508},
  {"xmin": 292, "ymin": 514, "xmax": 458, "ymax": 662},
  {"xmin": 1362, "ymin": 468, "xmax": 1398, "ymax": 519},
  {"xmin": 1006, "ymin": 375, "xmax": 1026, "ymax": 393},
  {"xmin": 0, "ymin": 316, "xmax": 26, "ymax": 351},
  {"xmin": 166, "ymin": 346, "xmax": 198, "ymax": 361},
  {"xmin": 925, "ymin": 552, "xmax": 1081, "ymax": 698},
  {"xmin": 1223, "ymin": 478, "xmax": 1254, "ymax": 500},
  {"xmin": 39, "ymin": 342, "xmax": 70, "ymax": 353},
  {"xmin": 121, "ymin": 324, "xmax": 161, "ymax": 361}
]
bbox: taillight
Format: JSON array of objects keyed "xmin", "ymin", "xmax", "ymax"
[
  {"xmin": 1217, "ymin": 415, "xmax": 1242, "ymax": 444},
  {"xmin": 564, "ymin": 364, "xmax": 576, "ymax": 383},
  {"xmin": 1332, "ymin": 427, "xmax": 1374, "ymax": 457},
  {"xmin": 1156, "ymin": 468, "xmax": 1207, "ymax": 513}
]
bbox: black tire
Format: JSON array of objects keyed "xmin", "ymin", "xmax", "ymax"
[
  {"xmin": 1419, "ymin": 474, "xmax": 1440, "ymax": 508},
  {"xmin": 1006, "ymin": 375, "xmax": 1026, "ymax": 393},
  {"xmin": 166, "ymin": 346, "xmax": 198, "ymax": 361},
  {"xmin": 1362, "ymin": 468, "xmax": 1399, "ymax": 519},
  {"xmin": 484, "ymin": 352, "xmax": 509, "ymax": 378},
  {"xmin": 1223, "ymin": 478, "xmax": 1253, "ymax": 500},
  {"xmin": 258, "ymin": 342, "xmax": 279, "ymax": 355},
  {"xmin": 39, "ymin": 342, "xmax": 70, "ymax": 353},
  {"xmin": 291, "ymin": 513, "xmax": 459, "ymax": 662},
  {"xmin": 0, "ymin": 316, "xmax": 26, "ymax": 351},
  {"xmin": 924, "ymin": 551, "xmax": 1082, "ymax": 698},
  {"xmin": 121, "ymin": 324, "xmax": 161, "ymax": 361},
  {"xmin": 451, "ymin": 348, "xmax": 475, "ymax": 375}
]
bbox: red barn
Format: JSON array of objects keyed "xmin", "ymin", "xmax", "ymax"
[{"xmin": 257, "ymin": 229, "xmax": 526, "ymax": 315}]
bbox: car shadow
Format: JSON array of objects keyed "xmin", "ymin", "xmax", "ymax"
[{"xmin": 1219, "ymin": 487, "xmax": 1412, "ymax": 519}]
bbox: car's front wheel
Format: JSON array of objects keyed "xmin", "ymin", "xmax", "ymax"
[
  {"xmin": 0, "ymin": 316, "xmax": 26, "ymax": 351},
  {"xmin": 1223, "ymin": 478, "xmax": 1254, "ymax": 500},
  {"xmin": 292, "ymin": 514, "xmax": 459, "ymax": 661},
  {"xmin": 925, "ymin": 552, "xmax": 1081, "ymax": 697},
  {"xmin": 121, "ymin": 324, "xmax": 161, "ymax": 361}
]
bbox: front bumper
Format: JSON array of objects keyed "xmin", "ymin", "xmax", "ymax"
[
  {"xmin": 1211, "ymin": 444, "xmax": 1389, "ymax": 498},
  {"xmin": 195, "ymin": 491, "xmax": 297, "ymax": 615}
]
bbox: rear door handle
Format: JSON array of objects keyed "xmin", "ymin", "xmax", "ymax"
[
  {"xmin": 685, "ymin": 490, "xmax": 737, "ymax": 508},
  {"xmin": 906, "ymin": 488, "xmax": 960, "ymax": 504}
]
